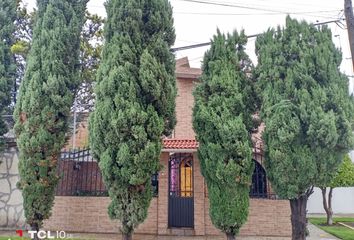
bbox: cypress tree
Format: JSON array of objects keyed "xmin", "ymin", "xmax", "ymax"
[
  {"xmin": 14, "ymin": 0, "xmax": 87, "ymax": 236},
  {"xmin": 0, "ymin": 0, "xmax": 16, "ymax": 150},
  {"xmin": 255, "ymin": 16, "xmax": 354, "ymax": 240},
  {"xmin": 89, "ymin": 0, "xmax": 176, "ymax": 239},
  {"xmin": 193, "ymin": 30, "xmax": 255, "ymax": 240}
]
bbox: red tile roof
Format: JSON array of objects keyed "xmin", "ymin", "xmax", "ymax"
[
  {"xmin": 163, "ymin": 137, "xmax": 264, "ymax": 155},
  {"xmin": 163, "ymin": 139, "xmax": 199, "ymax": 150}
]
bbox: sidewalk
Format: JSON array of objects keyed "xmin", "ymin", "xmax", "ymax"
[
  {"xmin": 71, "ymin": 228, "xmax": 339, "ymax": 240},
  {"xmin": 0, "ymin": 224, "xmax": 339, "ymax": 240},
  {"xmin": 70, "ymin": 228, "xmax": 338, "ymax": 240},
  {"xmin": 307, "ymin": 223, "xmax": 339, "ymax": 240}
]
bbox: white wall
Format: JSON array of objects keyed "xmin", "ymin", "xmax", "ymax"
[
  {"xmin": 307, "ymin": 187, "xmax": 354, "ymax": 214},
  {"xmin": 308, "ymin": 153, "xmax": 354, "ymax": 214}
]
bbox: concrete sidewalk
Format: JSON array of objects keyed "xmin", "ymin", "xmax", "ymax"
[
  {"xmin": 307, "ymin": 223, "xmax": 339, "ymax": 240},
  {"xmin": 69, "ymin": 227, "xmax": 338, "ymax": 240},
  {"xmin": 0, "ymin": 223, "xmax": 339, "ymax": 240}
]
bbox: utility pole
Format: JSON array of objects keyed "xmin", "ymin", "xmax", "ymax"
[{"xmin": 345, "ymin": 0, "xmax": 354, "ymax": 70}]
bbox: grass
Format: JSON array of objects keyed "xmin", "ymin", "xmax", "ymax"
[{"xmin": 309, "ymin": 217, "xmax": 354, "ymax": 240}]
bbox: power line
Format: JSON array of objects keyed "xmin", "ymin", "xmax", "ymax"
[
  {"xmin": 171, "ymin": 18, "xmax": 345, "ymax": 52},
  {"xmin": 175, "ymin": 0, "xmax": 337, "ymax": 15},
  {"xmin": 174, "ymin": 9, "xmax": 342, "ymax": 16},
  {"xmin": 174, "ymin": 0, "xmax": 344, "ymax": 20},
  {"xmin": 87, "ymin": 1, "xmax": 343, "ymax": 20},
  {"xmin": 88, "ymin": 0, "xmax": 341, "ymax": 16},
  {"xmin": 211, "ymin": 0, "xmax": 339, "ymax": 9}
]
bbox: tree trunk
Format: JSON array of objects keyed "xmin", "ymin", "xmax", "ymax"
[
  {"xmin": 321, "ymin": 187, "xmax": 334, "ymax": 226},
  {"xmin": 290, "ymin": 195, "xmax": 307, "ymax": 240},
  {"xmin": 327, "ymin": 187, "xmax": 334, "ymax": 225},
  {"xmin": 122, "ymin": 233, "xmax": 132, "ymax": 240},
  {"xmin": 30, "ymin": 223, "xmax": 39, "ymax": 240},
  {"xmin": 226, "ymin": 233, "xmax": 235, "ymax": 240}
]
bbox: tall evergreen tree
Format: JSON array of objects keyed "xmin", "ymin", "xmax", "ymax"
[
  {"xmin": 89, "ymin": 0, "xmax": 176, "ymax": 239},
  {"xmin": 193, "ymin": 30, "xmax": 256, "ymax": 240},
  {"xmin": 11, "ymin": 4, "xmax": 103, "ymax": 110},
  {"xmin": 255, "ymin": 16, "xmax": 354, "ymax": 240},
  {"xmin": 13, "ymin": 0, "xmax": 87, "ymax": 236},
  {"xmin": 0, "ymin": 0, "xmax": 16, "ymax": 150}
]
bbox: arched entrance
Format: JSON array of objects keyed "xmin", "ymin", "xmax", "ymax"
[{"xmin": 250, "ymin": 160, "xmax": 267, "ymax": 198}]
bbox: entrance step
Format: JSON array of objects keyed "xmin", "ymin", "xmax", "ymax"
[{"xmin": 168, "ymin": 228, "xmax": 195, "ymax": 236}]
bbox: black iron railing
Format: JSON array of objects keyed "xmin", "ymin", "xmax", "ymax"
[
  {"xmin": 55, "ymin": 146, "xmax": 276, "ymax": 199},
  {"xmin": 56, "ymin": 148, "xmax": 107, "ymax": 196},
  {"xmin": 56, "ymin": 148, "xmax": 159, "ymax": 197}
]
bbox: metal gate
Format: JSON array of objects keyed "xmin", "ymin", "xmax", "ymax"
[{"xmin": 168, "ymin": 153, "xmax": 194, "ymax": 228}]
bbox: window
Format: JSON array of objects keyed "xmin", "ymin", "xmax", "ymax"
[
  {"xmin": 151, "ymin": 173, "xmax": 159, "ymax": 197},
  {"xmin": 250, "ymin": 160, "xmax": 267, "ymax": 198}
]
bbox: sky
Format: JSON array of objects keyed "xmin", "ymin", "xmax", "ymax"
[{"xmin": 22, "ymin": 0, "xmax": 353, "ymax": 90}]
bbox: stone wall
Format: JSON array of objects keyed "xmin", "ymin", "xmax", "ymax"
[{"xmin": 0, "ymin": 146, "xmax": 25, "ymax": 229}]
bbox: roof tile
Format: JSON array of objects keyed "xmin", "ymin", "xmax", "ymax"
[{"xmin": 163, "ymin": 139, "xmax": 199, "ymax": 149}]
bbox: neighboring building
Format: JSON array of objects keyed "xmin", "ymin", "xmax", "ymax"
[
  {"xmin": 307, "ymin": 187, "xmax": 354, "ymax": 214},
  {"xmin": 0, "ymin": 58, "xmax": 291, "ymax": 237}
]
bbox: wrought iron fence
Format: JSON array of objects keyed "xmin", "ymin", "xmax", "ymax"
[
  {"xmin": 56, "ymin": 148, "xmax": 159, "ymax": 197},
  {"xmin": 56, "ymin": 148, "xmax": 108, "ymax": 196},
  {"xmin": 56, "ymin": 145, "xmax": 276, "ymax": 199}
]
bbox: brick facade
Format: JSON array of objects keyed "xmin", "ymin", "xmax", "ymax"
[
  {"xmin": 45, "ymin": 152, "xmax": 291, "ymax": 237},
  {"xmin": 175, "ymin": 78, "xmax": 197, "ymax": 139},
  {"xmin": 205, "ymin": 198, "xmax": 291, "ymax": 237},
  {"xmin": 44, "ymin": 197, "xmax": 158, "ymax": 234},
  {"xmin": 44, "ymin": 58, "xmax": 291, "ymax": 237}
]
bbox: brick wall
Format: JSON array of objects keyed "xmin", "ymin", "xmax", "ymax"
[
  {"xmin": 157, "ymin": 152, "xmax": 169, "ymax": 235},
  {"xmin": 193, "ymin": 152, "xmax": 205, "ymax": 235},
  {"xmin": 62, "ymin": 77, "xmax": 199, "ymax": 145},
  {"xmin": 45, "ymin": 152, "xmax": 291, "ymax": 237},
  {"xmin": 44, "ymin": 197, "xmax": 158, "ymax": 234},
  {"xmin": 175, "ymin": 78, "xmax": 196, "ymax": 139},
  {"xmin": 205, "ymin": 198, "xmax": 291, "ymax": 237},
  {"xmin": 64, "ymin": 113, "xmax": 90, "ymax": 149},
  {"xmin": 44, "ymin": 196, "xmax": 291, "ymax": 237}
]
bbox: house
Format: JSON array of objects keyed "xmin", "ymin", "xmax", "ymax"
[{"xmin": 0, "ymin": 58, "xmax": 291, "ymax": 237}]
